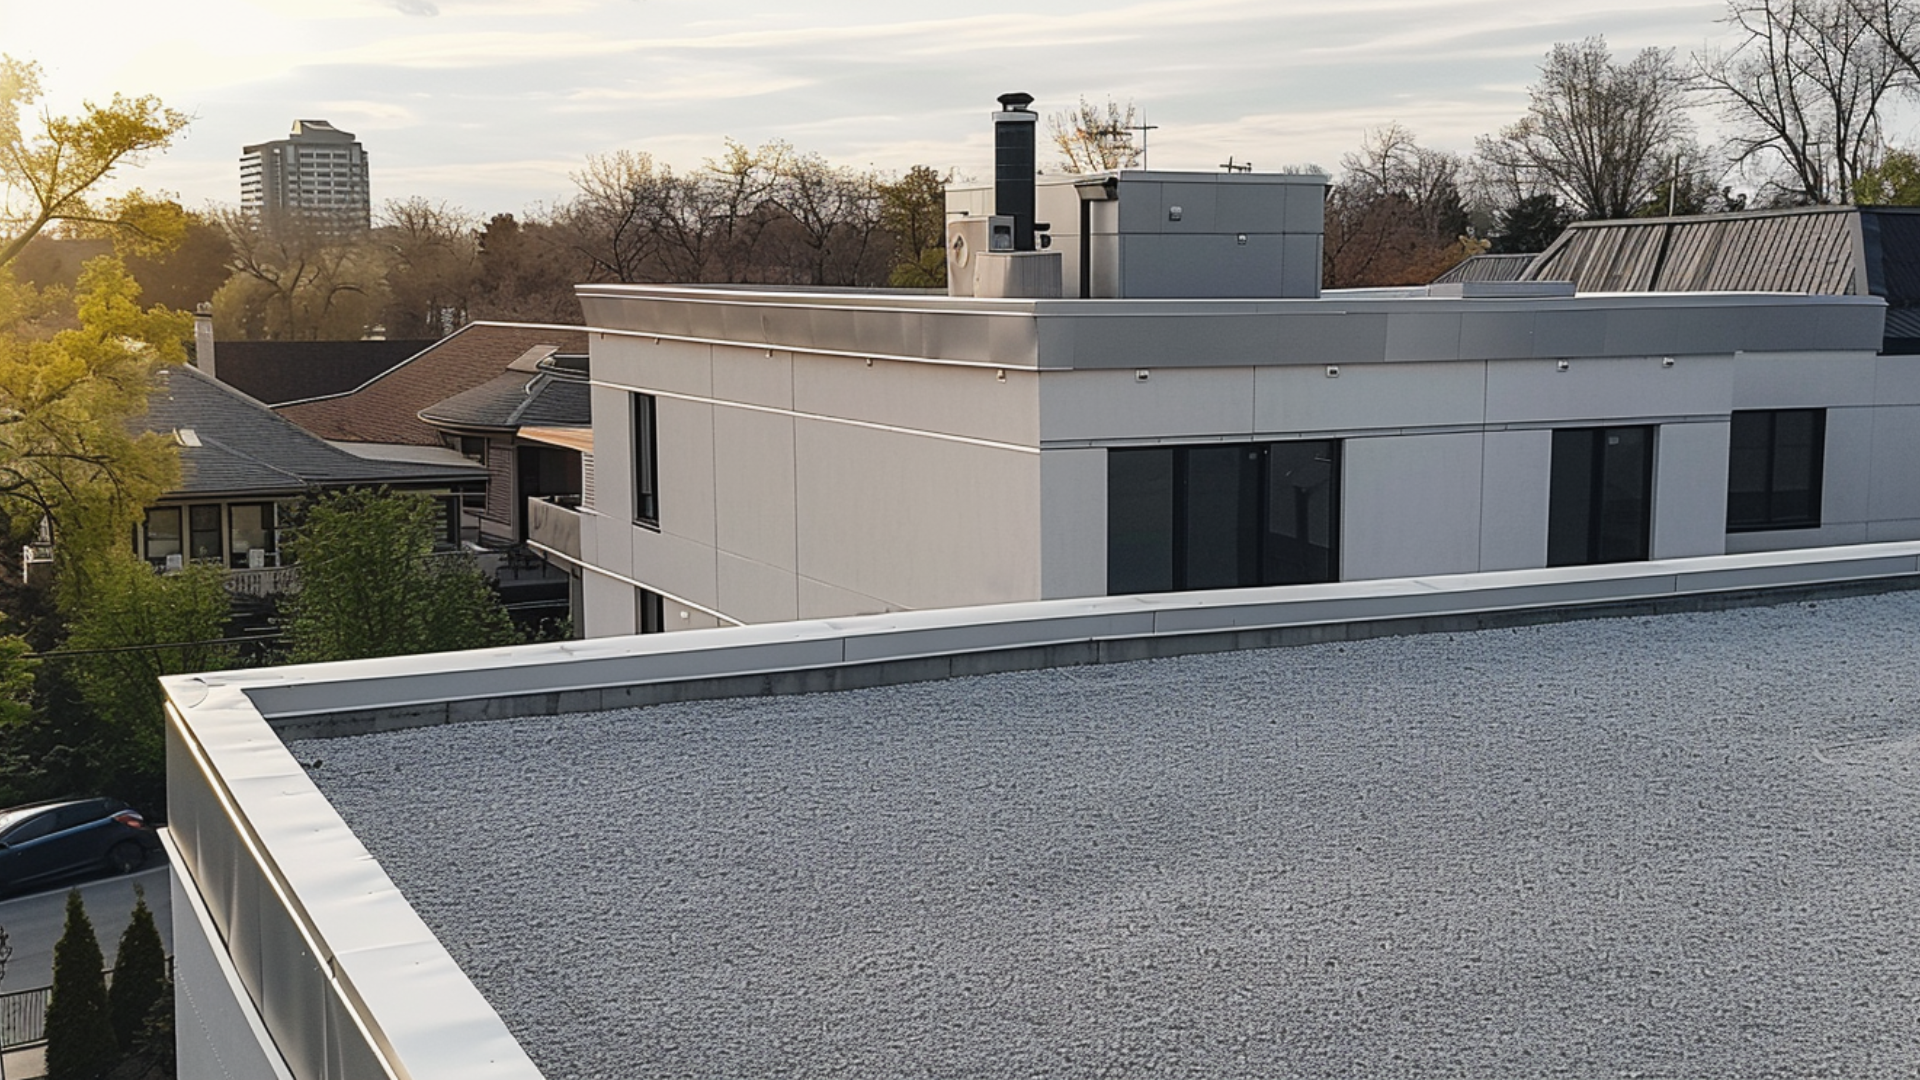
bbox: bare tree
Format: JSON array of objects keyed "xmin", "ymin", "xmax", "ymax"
[
  {"xmin": 375, "ymin": 197, "xmax": 479, "ymax": 337},
  {"xmin": 1047, "ymin": 97, "xmax": 1144, "ymax": 173},
  {"xmin": 1327, "ymin": 127, "xmax": 1477, "ymax": 287},
  {"xmin": 1849, "ymin": 0, "xmax": 1920, "ymax": 79},
  {"xmin": 1695, "ymin": 0, "xmax": 1906, "ymax": 204},
  {"xmin": 1476, "ymin": 37, "xmax": 1694, "ymax": 220},
  {"xmin": 213, "ymin": 209, "xmax": 387, "ymax": 340},
  {"xmin": 560, "ymin": 150, "xmax": 674, "ymax": 282}
]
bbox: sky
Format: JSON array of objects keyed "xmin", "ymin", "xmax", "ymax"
[{"xmin": 5, "ymin": 0, "xmax": 1888, "ymax": 218}]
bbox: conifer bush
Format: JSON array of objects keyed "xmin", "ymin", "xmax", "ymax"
[{"xmin": 46, "ymin": 890, "xmax": 116, "ymax": 1080}]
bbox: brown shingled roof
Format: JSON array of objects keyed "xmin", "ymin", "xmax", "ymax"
[{"xmin": 275, "ymin": 322, "xmax": 590, "ymax": 446}]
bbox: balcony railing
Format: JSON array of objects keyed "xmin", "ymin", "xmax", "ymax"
[{"xmin": 526, "ymin": 495, "xmax": 583, "ymax": 563}]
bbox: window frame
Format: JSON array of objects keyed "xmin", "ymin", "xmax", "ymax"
[
  {"xmin": 142, "ymin": 507, "xmax": 183, "ymax": 565},
  {"xmin": 633, "ymin": 393, "xmax": 659, "ymax": 528},
  {"xmin": 1726, "ymin": 408, "xmax": 1825, "ymax": 533},
  {"xmin": 1106, "ymin": 440, "xmax": 1341, "ymax": 595},
  {"xmin": 1547, "ymin": 425, "xmax": 1655, "ymax": 567}
]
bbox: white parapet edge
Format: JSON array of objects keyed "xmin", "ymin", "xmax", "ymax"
[{"xmin": 160, "ymin": 541, "xmax": 1920, "ymax": 1080}]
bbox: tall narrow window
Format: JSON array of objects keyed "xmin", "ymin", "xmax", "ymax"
[
  {"xmin": 189, "ymin": 505, "xmax": 223, "ymax": 563},
  {"xmin": 1107, "ymin": 441, "xmax": 1339, "ymax": 595},
  {"xmin": 1548, "ymin": 426, "xmax": 1654, "ymax": 566},
  {"xmin": 1727, "ymin": 409, "xmax": 1824, "ymax": 531},
  {"xmin": 228, "ymin": 503, "xmax": 277, "ymax": 569},
  {"xmin": 143, "ymin": 508, "xmax": 182, "ymax": 565},
  {"xmin": 638, "ymin": 588, "xmax": 665, "ymax": 634},
  {"xmin": 633, "ymin": 393, "xmax": 659, "ymax": 527}
]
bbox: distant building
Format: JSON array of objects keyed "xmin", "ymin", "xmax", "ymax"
[{"xmin": 239, "ymin": 119, "xmax": 371, "ymax": 234}]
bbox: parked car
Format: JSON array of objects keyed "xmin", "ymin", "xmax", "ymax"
[{"xmin": 0, "ymin": 797, "xmax": 163, "ymax": 896}]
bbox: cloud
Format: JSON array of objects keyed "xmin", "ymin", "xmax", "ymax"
[{"xmin": 383, "ymin": 0, "xmax": 440, "ymax": 13}]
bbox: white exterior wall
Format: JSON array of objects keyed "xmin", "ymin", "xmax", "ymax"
[
  {"xmin": 1036, "ymin": 353, "xmax": 1765, "ymax": 586},
  {"xmin": 584, "ymin": 335, "xmax": 1042, "ymax": 636},
  {"xmin": 1724, "ymin": 352, "xmax": 1920, "ymax": 552},
  {"xmin": 1341, "ymin": 433, "xmax": 1487, "ymax": 579},
  {"xmin": 1651, "ymin": 421, "xmax": 1731, "ymax": 560},
  {"xmin": 576, "ymin": 284, "xmax": 1891, "ymax": 638}
]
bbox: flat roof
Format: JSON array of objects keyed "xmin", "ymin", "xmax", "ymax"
[
  {"xmin": 292, "ymin": 588, "xmax": 1920, "ymax": 1078},
  {"xmin": 576, "ymin": 284, "xmax": 1887, "ymax": 371}
]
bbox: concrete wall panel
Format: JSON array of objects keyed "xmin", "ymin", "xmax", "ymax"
[
  {"xmin": 1040, "ymin": 448, "xmax": 1108, "ymax": 599},
  {"xmin": 1822, "ymin": 405, "xmax": 1874, "ymax": 526},
  {"xmin": 792, "ymin": 353, "xmax": 1038, "ymax": 447},
  {"xmin": 627, "ymin": 338, "xmax": 714, "ymax": 398},
  {"xmin": 1733, "ymin": 352, "xmax": 1878, "ymax": 408},
  {"xmin": 710, "ymin": 345, "xmax": 795, "ymax": 409},
  {"xmin": 1041, "ymin": 368, "xmax": 1256, "ymax": 442},
  {"xmin": 633, "ymin": 524, "xmax": 721, "ymax": 611},
  {"xmin": 1872, "ymin": 354, "xmax": 1920, "ymax": 405},
  {"xmin": 1383, "ymin": 312, "xmax": 1464, "ymax": 361},
  {"xmin": 797, "ymin": 575, "xmax": 892, "ymax": 620},
  {"xmin": 1255, "ymin": 360, "xmax": 1487, "ymax": 435},
  {"xmin": 1485, "ymin": 355, "xmax": 1733, "ymax": 425},
  {"xmin": 794, "ymin": 420, "xmax": 1041, "ymax": 612},
  {"xmin": 1651, "ymin": 421, "xmax": 1730, "ymax": 560},
  {"xmin": 1458, "ymin": 310, "xmax": 1538, "ymax": 359},
  {"xmin": 581, "ymin": 569, "xmax": 637, "ymax": 637},
  {"xmin": 712, "ymin": 406, "xmax": 797, "ymax": 571},
  {"xmin": 1869, "ymin": 404, "xmax": 1920, "ymax": 523},
  {"xmin": 716, "ymin": 550, "xmax": 799, "ymax": 625},
  {"xmin": 1478, "ymin": 429, "xmax": 1553, "ymax": 571},
  {"xmin": 1341, "ymin": 433, "xmax": 1485, "ymax": 580},
  {"xmin": 1866, "ymin": 517, "xmax": 1920, "ymax": 542},
  {"xmin": 657, "ymin": 396, "xmax": 716, "ymax": 547}
]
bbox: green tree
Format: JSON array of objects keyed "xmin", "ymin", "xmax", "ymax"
[
  {"xmin": 879, "ymin": 165, "xmax": 950, "ymax": 288},
  {"xmin": 1489, "ymin": 192, "xmax": 1575, "ymax": 253},
  {"xmin": 63, "ymin": 550, "xmax": 234, "ymax": 792},
  {"xmin": 0, "ymin": 55, "xmax": 190, "ymax": 268},
  {"xmin": 1853, "ymin": 145, "xmax": 1920, "ymax": 201},
  {"xmin": 212, "ymin": 211, "xmax": 387, "ymax": 341},
  {"xmin": 0, "ymin": 256, "xmax": 185, "ymax": 580},
  {"xmin": 107, "ymin": 886, "xmax": 166, "ymax": 1052},
  {"xmin": 45, "ymin": 890, "xmax": 115, "ymax": 1080},
  {"xmin": 281, "ymin": 489, "xmax": 519, "ymax": 663}
]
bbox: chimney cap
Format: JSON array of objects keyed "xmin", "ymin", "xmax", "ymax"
[{"xmin": 997, "ymin": 92, "xmax": 1035, "ymax": 112}]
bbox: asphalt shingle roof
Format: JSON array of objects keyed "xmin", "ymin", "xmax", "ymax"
[
  {"xmin": 141, "ymin": 365, "xmax": 484, "ymax": 498},
  {"xmin": 416, "ymin": 365, "xmax": 591, "ymax": 432},
  {"xmin": 210, "ymin": 339, "xmax": 440, "ymax": 405},
  {"xmin": 275, "ymin": 323, "xmax": 589, "ymax": 446}
]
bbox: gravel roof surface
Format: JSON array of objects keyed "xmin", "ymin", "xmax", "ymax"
[{"xmin": 297, "ymin": 592, "xmax": 1920, "ymax": 1079}]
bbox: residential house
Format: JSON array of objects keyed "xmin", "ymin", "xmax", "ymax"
[
  {"xmin": 135, "ymin": 364, "xmax": 484, "ymax": 597},
  {"xmin": 275, "ymin": 322, "xmax": 589, "ymax": 547}
]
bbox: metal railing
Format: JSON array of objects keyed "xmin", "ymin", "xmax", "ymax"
[
  {"xmin": 0, "ymin": 984, "xmax": 46, "ymax": 1051},
  {"xmin": 1, "ymin": 958, "xmax": 173, "ymax": 1053}
]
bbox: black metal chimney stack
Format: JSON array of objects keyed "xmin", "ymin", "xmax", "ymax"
[{"xmin": 994, "ymin": 92, "xmax": 1037, "ymax": 252}]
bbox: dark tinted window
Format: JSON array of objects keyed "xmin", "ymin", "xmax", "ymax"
[
  {"xmin": 1108, "ymin": 441, "xmax": 1339, "ymax": 595},
  {"xmin": 1107, "ymin": 449, "xmax": 1175, "ymax": 594},
  {"xmin": 53, "ymin": 801, "xmax": 107, "ymax": 830},
  {"xmin": 1549, "ymin": 426, "xmax": 1654, "ymax": 567},
  {"xmin": 633, "ymin": 394, "xmax": 659, "ymax": 526},
  {"xmin": 190, "ymin": 504, "xmax": 223, "ymax": 561},
  {"xmin": 1, "ymin": 810, "xmax": 60, "ymax": 845},
  {"xmin": 1727, "ymin": 409, "xmax": 1824, "ymax": 531}
]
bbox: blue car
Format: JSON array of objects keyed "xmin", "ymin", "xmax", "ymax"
[{"xmin": 0, "ymin": 798, "xmax": 164, "ymax": 896}]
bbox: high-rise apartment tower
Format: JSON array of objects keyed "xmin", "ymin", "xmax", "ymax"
[{"xmin": 239, "ymin": 120, "xmax": 371, "ymax": 233}]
